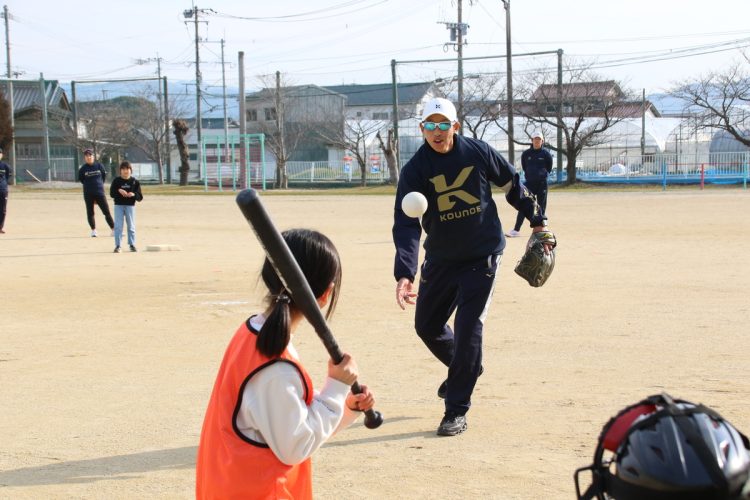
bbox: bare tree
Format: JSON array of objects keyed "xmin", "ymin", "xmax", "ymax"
[
  {"xmin": 173, "ymin": 119, "xmax": 191, "ymax": 186},
  {"xmin": 508, "ymin": 62, "xmax": 630, "ymax": 184},
  {"xmin": 439, "ymin": 73, "xmax": 507, "ymax": 141},
  {"xmin": 127, "ymin": 88, "xmax": 189, "ymax": 184},
  {"xmin": 0, "ymin": 88, "xmax": 11, "ymax": 185},
  {"xmin": 74, "ymin": 97, "xmax": 137, "ymax": 163},
  {"xmin": 319, "ymin": 118, "xmax": 384, "ymax": 187},
  {"xmin": 669, "ymin": 60, "xmax": 750, "ymax": 147},
  {"xmin": 375, "ymin": 128, "xmax": 398, "ymax": 184},
  {"xmin": 251, "ymin": 72, "xmax": 310, "ymax": 189}
]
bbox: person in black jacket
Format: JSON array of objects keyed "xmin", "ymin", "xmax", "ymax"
[
  {"xmin": 506, "ymin": 131, "xmax": 553, "ymax": 238},
  {"xmin": 78, "ymin": 148, "xmax": 115, "ymax": 237},
  {"xmin": 392, "ymin": 98, "xmax": 554, "ymax": 437},
  {"xmin": 110, "ymin": 161, "xmax": 143, "ymax": 253},
  {"xmin": 0, "ymin": 148, "xmax": 11, "ymax": 234}
]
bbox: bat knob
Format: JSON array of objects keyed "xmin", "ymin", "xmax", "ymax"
[{"xmin": 364, "ymin": 410, "xmax": 384, "ymax": 429}]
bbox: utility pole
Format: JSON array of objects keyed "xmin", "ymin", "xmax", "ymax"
[
  {"xmin": 220, "ymin": 38, "xmax": 228, "ymax": 168},
  {"xmin": 641, "ymin": 88, "xmax": 646, "ymax": 158},
  {"xmin": 163, "ymin": 76, "xmax": 170, "ymax": 183},
  {"xmin": 502, "ymin": 0, "xmax": 514, "ymax": 164},
  {"xmin": 238, "ymin": 51, "xmax": 246, "ymax": 189},
  {"xmin": 390, "ymin": 59, "xmax": 399, "ymax": 170},
  {"xmin": 275, "ymin": 70, "xmax": 286, "ymax": 189},
  {"xmin": 556, "ymin": 48, "xmax": 563, "ymax": 183},
  {"xmin": 440, "ymin": 2, "xmax": 469, "ymax": 132},
  {"xmin": 3, "ymin": 4, "xmax": 14, "ymax": 184},
  {"xmin": 184, "ymin": 6, "xmax": 212, "ymax": 180},
  {"xmin": 71, "ymin": 81, "xmax": 78, "ymax": 167},
  {"xmin": 456, "ymin": 0, "xmax": 464, "ymax": 132},
  {"xmin": 39, "ymin": 73, "xmax": 50, "ymax": 179}
]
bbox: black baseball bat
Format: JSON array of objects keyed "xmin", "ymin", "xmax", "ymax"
[{"xmin": 236, "ymin": 188, "xmax": 383, "ymax": 429}]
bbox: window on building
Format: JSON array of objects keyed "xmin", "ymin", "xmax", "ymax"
[
  {"xmin": 264, "ymin": 107, "xmax": 277, "ymax": 121},
  {"xmin": 17, "ymin": 143, "xmax": 42, "ymax": 159},
  {"xmin": 247, "ymin": 109, "xmax": 258, "ymax": 121},
  {"xmin": 356, "ymin": 111, "xmax": 362, "ymax": 118},
  {"xmin": 545, "ymin": 105, "xmax": 557, "ymax": 113},
  {"xmin": 372, "ymin": 112, "xmax": 389, "ymax": 120}
]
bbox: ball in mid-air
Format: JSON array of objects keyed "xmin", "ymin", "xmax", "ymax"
[{"xmin": 401, "ymin": 191, "xmax": 428, "ymax": 218}]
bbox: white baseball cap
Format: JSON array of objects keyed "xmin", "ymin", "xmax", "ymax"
[
  {"xmin": 422, "ymin": 97, "xmax": 457, "ymax": 123},
  {"xmin": 531, "ymin": 130, "xmax": 544, "ymax": 140}
]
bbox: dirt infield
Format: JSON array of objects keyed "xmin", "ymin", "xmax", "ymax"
[{"xmin": 1, "ymin": 186, "xmax": 749, "ymax": 499}]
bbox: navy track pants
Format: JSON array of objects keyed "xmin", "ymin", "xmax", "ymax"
[{"xmin": 414, "ymin": 253, "xmax": 500, "ymax": 415}]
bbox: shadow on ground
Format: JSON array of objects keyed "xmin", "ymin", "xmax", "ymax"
[{"xmin": 0, "ymin": 446, "xmax": 196, "ymax": 487}]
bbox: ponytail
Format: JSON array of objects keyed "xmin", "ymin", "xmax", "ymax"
[
  {"xmin": 256, "ymin": 291, "xmax": 292, "ymax": 358},
  {"xmin": 256, "ymin": 228, "xmax": 342, "ymax": 358}
]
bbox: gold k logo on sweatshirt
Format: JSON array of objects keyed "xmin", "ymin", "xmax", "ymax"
[{"xmin": 430, "ymin": 166, "xmax": 480, "ymax": 212}]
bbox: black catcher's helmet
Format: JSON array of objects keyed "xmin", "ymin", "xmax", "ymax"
[{"xmin": 574, "ymin": 393, "xmax": 750, "ymax": 500}]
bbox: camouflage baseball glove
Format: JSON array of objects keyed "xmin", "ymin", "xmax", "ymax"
[{"xmin": 514, "ymin": 230, "xmax": 557, "ymax": 287}]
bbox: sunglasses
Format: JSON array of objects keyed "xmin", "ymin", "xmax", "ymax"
[{"xmin": 423, "ymin": 121, "xmax": 453, "ymax": 132}]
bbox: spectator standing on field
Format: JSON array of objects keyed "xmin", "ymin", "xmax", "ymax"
[
  {"xmin": 78, "ymin": 148, "xmax": 114, "ymax": 237},
  {"xmin": 506, "ymin": 131, "xmax": 553, "ymax": 238},
  {"xmin": 392, "ymin": 98, "xmax": 551, "ymax": 437},
  {"xmin": 0, "ymin": 148, "xmax": 11, "ymax": 234},
  {"xmin": 110, "ymin": 161, "xmax": 143, "ymax": 253}
]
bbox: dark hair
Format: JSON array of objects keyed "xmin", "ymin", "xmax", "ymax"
[
  {"xmin": 257, "ymin": 228, "xmax": 342, "ymax": 357},
  {"xmin": 119, "ymin": 161, "xmax": 132, "ymax": 170}
]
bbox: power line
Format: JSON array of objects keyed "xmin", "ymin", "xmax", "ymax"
[
  {"xmin": 507, "ymin": 29, "xmax": 750, "ymax": 46},
  {"xmin": 211, "ymin": 1, "xmax": 386, "ymax": 22}
]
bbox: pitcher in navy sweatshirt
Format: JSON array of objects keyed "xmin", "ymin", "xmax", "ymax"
[
  {"xmin": 0, "ymin": 148, "xmax": 11, "ymax": 233},
  {"xmin": 392, "ymin": 98, "xmax": 554, "ymax": 437},
  {"xmin": 78, "ymin": 148, "xmax": 114, "ymax": 237},
  {"xmin": 110, "ymin": 161, "xmax": 143, "ymax": 253}
]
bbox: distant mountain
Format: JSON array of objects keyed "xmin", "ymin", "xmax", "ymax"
[
  {"xmin": 60, "ymin": 80, "xmax": 241, "ymax": 120},
  {"xmin": 57, "ymin": 83, "xmax": 700, "ymax": 120}
]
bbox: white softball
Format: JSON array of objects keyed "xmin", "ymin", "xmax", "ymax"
[{"xmin": 401, "ymin": 191, "xmax": 428, "ymax": 218}]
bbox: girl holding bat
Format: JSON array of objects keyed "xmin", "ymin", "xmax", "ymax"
[{"xmin": 196, "ymin": 228, "xmax": 375, "ymax": 499}]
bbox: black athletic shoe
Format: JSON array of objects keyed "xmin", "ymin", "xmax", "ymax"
[
  {"xmin": 437, "ymin": 365, "xmax": 484, "ymax": 399},
  {"xmin": 113, "ymin": 246, "xmax": 121, "ymax": 253},
  {"xmin": 437, "ymin": 412, "xmax": 467, "ymax": 436},
  {"xmin": 129, "ymin": 245, "xmax": 137, "ymax": 252}
]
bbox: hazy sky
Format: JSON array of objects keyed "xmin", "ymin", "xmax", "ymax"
[{"xmin": 5, "ymin": 0, "xmax": 749, "ymax": 98}]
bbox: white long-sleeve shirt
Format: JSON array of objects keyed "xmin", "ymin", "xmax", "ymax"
[{"xmin": 235, "ymin": 317, "xmax": 360, "ymax": 466}]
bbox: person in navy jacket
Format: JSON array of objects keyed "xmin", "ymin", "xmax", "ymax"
[
  {"xmin": 506, "ymin": 131, "xmax": 553, "ymax": 237},
  {"xmin": 78, "ymin": 148, "xmax": 114, "ymax": 237},
  {"xmin": 392, "ymin": 98, "xmax": 553, "ymax": 437},
  {"xmin": 0, "ymin": 148, "xmax": 11, "ymax": 234}
]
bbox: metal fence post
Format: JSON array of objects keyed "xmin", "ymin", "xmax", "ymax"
[{"xmin": 260, "ymin": 135, "xmax": 266, "ymax": 192}]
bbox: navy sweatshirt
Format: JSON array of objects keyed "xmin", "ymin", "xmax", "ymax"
[
  {"xmin": 110, "ymin": 176, "xmax": 143, "ymax": 206},
  {"xmin": 393, "ymin": 134, "xmax": 545, "ymax": 282},
  {"xmin": 78, "ymin": 162, "xmax": 107, "ymax": 195},
  {"xmin": 520, "ymin": 146, "xmax": 553, "ymax": 183},
  {"xmin": 0, "ymin": 161, "xmax": 10, "ymax": 192}
]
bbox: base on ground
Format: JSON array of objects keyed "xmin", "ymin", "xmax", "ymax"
[{"xmin": 145, "ymin": 244, "xmax": 182, "ymax": 252}]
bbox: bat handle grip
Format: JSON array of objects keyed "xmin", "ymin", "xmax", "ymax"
[
  {"xmin": 328, "ymin": 344, "xmax": 383, "ymax": 429},
  {"xmin": 350, "ymin": 380, "xmax": 384, "ymax": 429}
]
